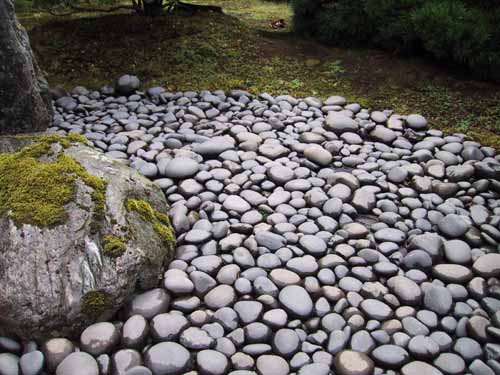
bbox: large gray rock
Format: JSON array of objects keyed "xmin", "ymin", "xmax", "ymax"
[
  {"xmin": 0, "ymin": 0, "xmax": 52, "ymax": 135},
  {"xmin": 0, "ymin": 137, "xmax": 175, "ymax": 339}
]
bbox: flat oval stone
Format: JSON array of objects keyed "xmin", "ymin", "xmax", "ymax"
[
  {"xmin": 163, "ymin": 157, "xmax": 199, "ymax": 178},
  {"xmin": 372, "ymin": 345, "xmax": 410, "ymax": 368},
  {"xmin": 278, "ymin": 285, "xmax": 313, "ymax": 318},
  {"xmin": 56, "ymin": 352, "xmax": 99, "ymax": 375},
  {"xmin": 80, "ymin": 322, "xmax": 119, "ymax": 356},
  {"xmin": 433, "ymin": 352, "xmax": 466, "ymax": 375},
  {"xmin": 387, "ymin": 276, "xmax": 422, "ymax": 305},
  {"xmin": 432, "ymin": 264, "xmax": 473, "ymax": 283},
  {"xmin": 401, "ymin": 361, "xmax": 443, "ymax": 375},
  {"xmin": 144, "ymin": 342, "xmax": 191, "ymax": 375},
  {"xmin": 423, "ymin": 285, "xmax": 453, "ymax": 316},
  {"xmin": 360, "ymin": 299, "xmax": 393, "ymax": 320},
  {"xmin": 299, "ymin": 235, "xmax": 327, "ymax": 255},
  {"xmin": 473, "ymin": 253, "xmax": 500, "ymax": 278},
  {"xmin": 334, "ymin": 350, "xmax": 374, "ymax": 375},
  {"xmin": 437, "ymin": 214, "xmax": 469, "ymax": 238}
]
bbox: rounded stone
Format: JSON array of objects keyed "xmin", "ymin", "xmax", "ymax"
[
  {"xmin": 20, "ymin": 350, "xmax": 44, "ymax": 375},
  {"xmin": 80, "ymin": 322, "xmax": 119, "ymax": 356},
  {"xmin": 304, "ymin": 146, "xmax": 333, "ymax": 166},
  {"xmin": 56, "ymin": 352, "xmax": 99, "ymax": 375},
  {"xmin": 372, "ymin": 345, "xmax": 410, "ymax": 368},
  {"xmin": 256, "ymin": 355, "xmax": 289, "ymax": 375},
  {"xmin": 278, "ymin": 285, "xmax": 313, "ymax": 318},
  {"xmin": 401, "ymin": 361, "xmax": 443, "ymax": 375},
  {"xmin": 42, "ymin": 338, "xmax": 75, "ymax": 372},
  {"xmin": 360, "ymin": 299, "xmax": 393, "ymax": 320},
  {"xmin": 433, "ymin": 353, "xmax": 466, "ymax": 375},
  {"xmin": 472, "ymin": 253, "xmax": 500, "ymax": 278},
  {"xmin": 196, "ymin": 350, "xmax": 229, "ymax": 375},
  {"xmin": 334, "ymin": 350, "xmax": 374, "ymax": 375},
  {"xmin": 144, "ymin": 342, "xmax": 191, "ymax": 375},
  {"xmin": 443, "ymin": 240, "xmax": 472, "ymax": 265},
  {"xmin": 437, "ymin": 214, "xmax": 469, "ymax": 238},
  {"xmin": 406, "ymin": 114, "xmax": 428, "ymax": 130},
  {"xmin": 204, "ymin": 285, "xmax": 236, "ymax": 309},
  {"xmin": 423, "ymin": 285, "xmax": 453, "ymax": 316}
]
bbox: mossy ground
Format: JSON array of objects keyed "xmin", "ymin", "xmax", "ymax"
[
  {"xmin": 0, "ymin": 135, "xmax": 105, "ymax": 227},
  {"xmin": 15, "ymin": 0, "xmax": 500, "ymax": 148}
]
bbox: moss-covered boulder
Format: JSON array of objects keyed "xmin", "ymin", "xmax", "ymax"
[{"xmin": 0, "ymin": 135, "xmax": 176, "ymax": 340}]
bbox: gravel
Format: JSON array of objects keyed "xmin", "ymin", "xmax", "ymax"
[{"xmin": 2, "ymin": 80, "xmax": 499, "ymax": 375}]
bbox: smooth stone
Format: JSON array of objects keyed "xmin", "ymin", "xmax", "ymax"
[
  {"xmin": 372, "ymin": 345, "xmax": 410, "ymax": 368},
  {"xmin": 19, "ymin": 351, "xmax": 44, "ymax": 375},
  {"xmin": 223, "ymin": 196, "xmax": 251, "ymax": 213},
  {"xmin": 406, "ymin": 114, "xmax": 428, "ymax": 130},
  {"xmin": 432, "ymin": 264, "xmax": 473, "ymax": 283},
  {"xmin": 437, "ymin": 214, "xmax": 469, "ymax": 238},
  {"xmin": 453, "ymin": 337, "xmax": 483, "ymax": 362},
  {"xmin": 80, "ymin": 322, "xmax": 119, "ymax": 356},
  {"xmin": 144, "ymin": 342, "xmax": 191, "ymax": 375},
  {"xmin": 163, "ymin": 157, "xmax": 199, "ymax": 178},
  {"xmin": 473, "ymin": 253, "xmax": 500, "ymax": 278},
  {"xmin": 443, "ymin": 240, "xmax": 472, "ymax": 265},
  {"xmin": 0, "ymin": 354, "xmax": 19, "ymax": 375},
  {"xmin": 197, "ymin": 350, "xmax": 229, "ymax": 375},
  {"xmin": 325, "ymin": 114, "xmax": 359, "ymax": 134},
  {"xmin": 424, "ymin": 285, "xmax": 453, "ymax": 315},
  {"xmin": 56, "ymin": 352, "xmax": 99, "ymax": 375},
  {"xmin": 278, "ymin": 285, "xmax": 313, "ymax": 318},
  {"xmin": 204, "ymin": 285, "xmax": 236, "ymax": 309},
  {"xmin": 334, "ymin": 350, "xmax": 374, "ymax": 375},
  {"xmin": 256, "ymin": 355, "xmax": 289, "ymax": 375},
  {"xmin": 401, "ymin": 361, "xmax": 443, "ymax": 375},
  {"xmin": 299, "ymin": 235, "xmax": 327, "ymax": 256},
  {"xmin": 433, "ymin": 353, "xmax": 466, "ymax": 375},
  {"xmin": 127, "ymin": 288, "xmax": 170, "ymax": 319},
  {"xmin": 42, "ymin": 338, "xmax": 75, "ymax": 373},
  {"xmin": 387, "ymin": 276, "xmax": 422, "ymax": 305},
  {"xmin": 360, "ymin": 299, "xmax": 393, "ymax": 320},
  {"xmin": 304, "ymin": 145, "xmax": 333, "ymax": 166}
]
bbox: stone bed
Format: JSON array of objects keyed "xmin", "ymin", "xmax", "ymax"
[{"xmin": 1, "ymin": 77, "xmax": 500, "ymax": 375}]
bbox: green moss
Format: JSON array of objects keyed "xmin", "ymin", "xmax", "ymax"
[
  {"xmin": 81, "ymin": 290, "xmax": 112, "ymax": 318},
  {"xmin": 125, "ymin": 198, "xmax": 158, "ymax": 223},
  {"xmin": 153, "ymin": 223, "xmax": 177, "ymax": 249},
  {"xmin": 126, "ymin": 198, "xmax": 176, "ymax": 250},
  {"xmin": 66, "ymin": 133, "xmax": 89, "ymax": 145},
  {"xmin": 102, "ymin": 235, "xmax": 127, "ymax": 257},
  {"xmin": 0, "ymin": 135, "xmax": 106, "ymax": 228}
]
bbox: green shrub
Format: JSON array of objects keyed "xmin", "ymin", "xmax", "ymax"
[
  {"xmin": 292, "ymin": 0, "xmax": 500, "ymax": 81},
  {"xmin": 412, "ymin": 0, "xmax": 500, "ymax": 80},
  {"xmin": 290, "ymin": 0, "xmax": 321, "ymax": 35}
]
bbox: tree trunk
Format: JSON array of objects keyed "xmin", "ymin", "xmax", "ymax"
[{"xmin": 0, "ymin": 0, "xmax": 52, "ymax": 135}]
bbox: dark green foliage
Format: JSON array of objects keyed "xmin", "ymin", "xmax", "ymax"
[
  {"xmin": 292, "ymin": 0, "xmax": 500, "ymax": 81},
  {"xmin": 412, "ymin": 0, "xmax": 500, "ymax": 80}
]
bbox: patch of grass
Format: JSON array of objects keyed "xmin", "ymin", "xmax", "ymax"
[
  {"xmin": 15, "ymin": 0, "xmax": 500, "ymax": 148},
  {"xmin": 324, "ymin": 59, "xmax": 345, "ymax": 77}
]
